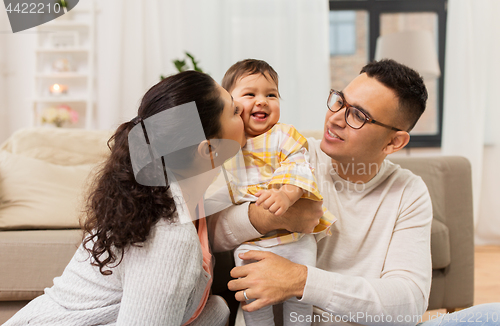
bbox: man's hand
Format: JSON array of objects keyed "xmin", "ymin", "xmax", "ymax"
[
  {"xmin": 228, "ymin": 251, "xmax": 308, "ymax": 312},
  {"xmin": 249, "ymin": 198, "xmax": 323, "ymax": 235}
]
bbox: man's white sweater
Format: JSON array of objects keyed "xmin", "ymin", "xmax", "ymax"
[{"xmin": 210, "ymin": 138, "xmax": 432, "ymax": 326}]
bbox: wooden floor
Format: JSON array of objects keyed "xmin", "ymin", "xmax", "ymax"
[
  {"xmin": 422, "ymin": 245, "xmax": 500, "ymax": 322},
  {"xmin": 474, "ymin": 246, "xmax": 500, "ymax": 305}
]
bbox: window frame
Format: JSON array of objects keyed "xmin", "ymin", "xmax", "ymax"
[
  {"xmin": 329, "ymin": 0, "xmax": 448, "ymax": 147},
  {"xmin": 329, "ymin": 11, "xmax": 357, "ymax": 56}
]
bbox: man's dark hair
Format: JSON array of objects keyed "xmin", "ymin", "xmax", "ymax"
[
  {"xmin": 222, "ymin": 59, "xmax": 279, "ymax": 94},
  {"xmin": 360, "ymin": 59, "xmax": 428, "ymax": 132}
]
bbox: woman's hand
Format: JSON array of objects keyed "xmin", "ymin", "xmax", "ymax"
[{"xmin": 228, "ymin": 251, "xmax": 308, "ymax": 312}]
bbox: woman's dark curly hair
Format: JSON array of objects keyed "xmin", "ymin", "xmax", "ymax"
[{"xmin": 82, "ymin": 71, "xmax": 224, "ymax": 275}]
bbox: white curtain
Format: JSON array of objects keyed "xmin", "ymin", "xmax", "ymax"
[
  {"xmin": 442, "ymin": 0, "xmax": 500, "ymax": 244},
  {"xmin": 0, "ymin": 9, "xmax": 9, "ymax": 142},
  {"xmin": 96, "ymin": 0, "xmax": 331, "ymax": 133}
]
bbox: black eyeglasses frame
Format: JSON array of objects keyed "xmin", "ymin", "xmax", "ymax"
[{"xmin": 327, "ymin": 89, "xmax": 403, "ymax": 132}]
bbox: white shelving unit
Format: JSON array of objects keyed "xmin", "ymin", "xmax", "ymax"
[{"xmin": 33, "ymin": 0, "xmax": 96, "ymax": 129}]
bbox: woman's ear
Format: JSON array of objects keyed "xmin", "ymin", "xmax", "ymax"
[
  {"xmin": 383, "ymin": 131, "xmax": 410, "ymax": 155},
  {"xmin": 197, "ymin": 140, "xmax": 213, "ymax": 161}
]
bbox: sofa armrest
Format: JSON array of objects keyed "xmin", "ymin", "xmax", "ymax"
[{"xmin": 391, "ymin": 156, "xmax": 474, "ymax": 310}]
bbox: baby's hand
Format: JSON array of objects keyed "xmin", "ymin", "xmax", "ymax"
[{"xmin": 255, "ymin": 189, "xmax": 291, "ymax": 216}]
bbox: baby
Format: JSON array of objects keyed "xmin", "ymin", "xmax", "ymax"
[{"xmin": 221, "ymin": 59, "xmax": 336, "ymax": 326}]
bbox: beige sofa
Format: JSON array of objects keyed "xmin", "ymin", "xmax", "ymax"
[
  {"xmin": 0, "ymin": 128, "xmax": 112, "ymax": 323},
  {"xmin": 0, "ymin": 128, "xmax": 474, "ymax": 324}
]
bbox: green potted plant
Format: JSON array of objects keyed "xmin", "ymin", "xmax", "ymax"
[
  {"xmin": 56, "ymin": 0, "xmax": 72, "ymax": 19},
  {"xmin": 161, "ymin": 52, "xmax": 205, "ymax": 79}
]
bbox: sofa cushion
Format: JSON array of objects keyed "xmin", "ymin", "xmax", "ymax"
[
  {"xmin": 0, "ymin": 128, "xmax": 112, "ymax": 166},
  {"xmin": 0, "ymin": 151, "xmax": 96, "ymax": 230}
]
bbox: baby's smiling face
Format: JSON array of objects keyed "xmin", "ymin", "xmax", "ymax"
[{"xmin": 230, "ymin": 73, "xmax": 280, "ymax": 138}]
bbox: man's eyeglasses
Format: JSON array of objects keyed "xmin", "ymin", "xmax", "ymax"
[{"xmin": 327, "ymin": 90, "xmax": 403, "ymax": 132}]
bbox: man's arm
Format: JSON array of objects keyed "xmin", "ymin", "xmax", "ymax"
[
  {"xmin": 207, "ymin": 198, "xmax": 323, "ymax": 253},
  {"xmin": 209, "ymin": 198, "xmax": 324, "ymax": 310},
  {"xmin": 298, "ymin": 184, "xmax": 432, "ymax": 324},
  {"xmin": 227, "ymin": 177, "xmax": 433, "ymax": 325}
]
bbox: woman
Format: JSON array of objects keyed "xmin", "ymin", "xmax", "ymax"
[{"xmin": 4, "ymin": 71, "xmax": 246, "ymax": 325}]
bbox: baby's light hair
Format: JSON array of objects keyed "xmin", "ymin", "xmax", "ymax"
[{"xmin": 222, "ymin": 59, "xmax": 279, "ymax": 93}]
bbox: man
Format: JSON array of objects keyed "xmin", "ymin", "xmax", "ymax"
[{"xmin": 208, "ymin": 59, "xmax": 495, "ymax": 325}]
